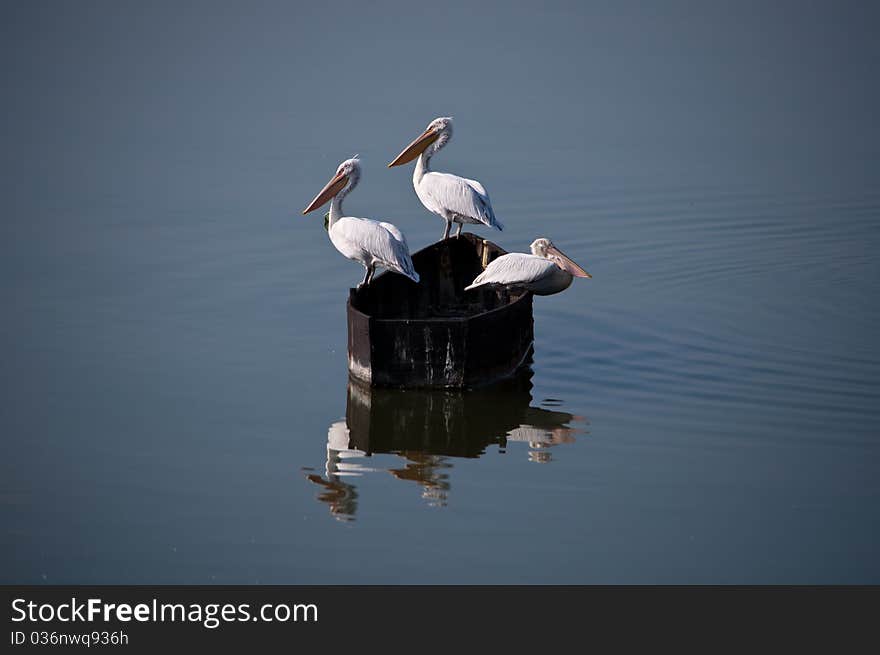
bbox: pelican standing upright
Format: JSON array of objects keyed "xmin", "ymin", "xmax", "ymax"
[
  {"xmin": 388, "ymin": 117, "xmax": 504, "ymax": 240},
  {"xmin": 302, "ymin": 157, "xmax": 420, "ymax": 289}
]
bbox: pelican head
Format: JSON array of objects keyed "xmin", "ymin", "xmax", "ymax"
[
  {"xmin": 530, "ymin": 238, "xmax": 592, "ymax": 278},
  {"xmin": 303, "ymin": 157, "xmax": 361, "ymax": 214},
  {"xmin": 388, "ymin": 116, "xmax": 453, "ymax": 167}
]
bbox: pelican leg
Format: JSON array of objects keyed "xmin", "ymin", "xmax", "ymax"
[
  {"xmin": 442, "ymin": 220, "xmax": 452, "ymax": 240},
  {"xmin": 455, "ymin": 223, "xmax": 463, "ymax": 238},
  {"xmin": 357, "ymin": 266, "xmax": 370, "ymax": 289},
  {"xmin": 365, "ymin": 267, "xmax": 375, "ymax": 285}
]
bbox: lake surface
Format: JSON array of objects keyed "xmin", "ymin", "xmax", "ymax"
[{"xmin": 2, "ymin": 1, "xmax": 879, "ymax": 583}]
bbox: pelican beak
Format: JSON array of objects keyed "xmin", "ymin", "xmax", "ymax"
[
  {"xmin": 547, "ymin": 244, "xmax": 591, "ymax": 278},
  {"xmin": 302, "ymin": 170, "xmax": 348, "ymax": 214},
  {"xmin": 388, "ymin": 128, "xmax": 440, "ymax": 167}
]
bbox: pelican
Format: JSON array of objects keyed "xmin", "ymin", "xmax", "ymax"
[
  {"xmin": 388, "ymin": 117, "xmax": 503, "ymax": 240},
  {"xmin": 465, "ymin": 238, "xmax": 591, "ymax": 296},
  {"xmin": 302, "ymin": 157, "xmax": 419, "ymax": 288}
]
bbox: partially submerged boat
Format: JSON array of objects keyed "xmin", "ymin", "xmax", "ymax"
[{"xmin": 347, "ymin": 233, "xmax": 534, "ymax": 388}]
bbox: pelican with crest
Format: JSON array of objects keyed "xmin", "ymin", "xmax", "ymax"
[
  {"xmin": 302, "ymin": 157, "xmax": 419, "ymax": 289},
  {"xmin": 465, "ymin": 238, "xmax": 591, "ymax": 296},
  {"xmin": 388, "ymin": 117, "xmax": 503, "ymax": 240}
]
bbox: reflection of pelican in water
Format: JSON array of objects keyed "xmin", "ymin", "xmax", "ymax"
[
  {"xmin": 304, "ymin": 420, "xmax": 374, "ymax": 522},
  {"xmin": 388, "ymin": 453, "xmax": 452, "ymax": 508},
  {"xmin": 305, "ymin": 370, "xmax": 587, "ymax": 520},
  {"xmin": 505, "ymin": 422, "xmax": 581, "ymax": 463}
]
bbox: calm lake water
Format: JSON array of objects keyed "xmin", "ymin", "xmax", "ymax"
[{"xmin": 2, "ymin": 2, "xmax": 879, "ymax": 583}]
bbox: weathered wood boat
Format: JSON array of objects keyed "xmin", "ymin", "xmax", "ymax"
[{"xmin": 347, "ymin": 233, "xmax": 534, "ymax": 388}]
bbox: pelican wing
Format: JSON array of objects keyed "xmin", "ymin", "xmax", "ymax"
[
  {"xmin": 334, "ymin": 217, "xmax": 419, "ymax": 282},
  {"xmin": 465, "ymin": 253, "xmax": 556, "ymax": 290},
  {"xmin": 421, "ymin": 172, "xmax": 503, "ymax": 230},
  {"xmin": 378, "ymin": 221, "xmax": 408, "ymax": 249}
]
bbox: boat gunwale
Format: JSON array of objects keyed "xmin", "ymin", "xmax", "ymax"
[
  {"xmin": 346, "ymin": 286, "xmax": 532, "ymax": 325},
  {"xmin": 347, "ymin": 235, "xmax": 532, "ymax": 325}
]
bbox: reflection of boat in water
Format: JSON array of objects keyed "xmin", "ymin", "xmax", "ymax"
[{"xmin": 305, "ymin": 370, "xmax": 587, "ymax": 521}]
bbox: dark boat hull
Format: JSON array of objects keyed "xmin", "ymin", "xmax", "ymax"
[{"xmin": 347, "ymin": 234, "xmax": 534, "ymax": 389}]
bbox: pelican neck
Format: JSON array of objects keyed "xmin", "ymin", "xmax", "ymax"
[
  {"xmin": 329, "ymin": 179, "xmax": 355, "ymax": 225},
  {"xmin": 414, "ymin": 152, "xmax": 432, "ymax": 185}
]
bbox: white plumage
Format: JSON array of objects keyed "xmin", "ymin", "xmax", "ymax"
[
  {"xmin": 465, "ymin": 238, "xmax": 591, "ymax": 296},
  {"xmin": 389, "ymin": 117, "xmax": 503, "ymax": 240},
  {"xmin": 417, "ymin": 172, "xmax": 501, "ymax": 232},
  {"xmin": 303, "ymin": 158, "xmax": 419, "ymax": 288},
  {"xmin": 466, "ymin": 253, "xmax": 568, "ymax": 294},
  {"xmin": 328, "ymin": 215, "xmax": 418, "ymax": 282}
]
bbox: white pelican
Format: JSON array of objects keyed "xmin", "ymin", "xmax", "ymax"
[
  {"xmin": 302, "ymin": 157, "xmax": 419, "ymax": 288},
  {"xmin": 465, "ymin": 238, "xmax": 591, "ymax": 296},
  {"xmin": 388, "ymin": 117, "xmax": 503, "ymax": 240}
]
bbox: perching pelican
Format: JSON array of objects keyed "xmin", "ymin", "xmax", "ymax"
[
  {"xmin": 465, "ymin": 238, "xmax": 591, "ymax": 296},
  {"xmin": 388, "ymin": 117, "xmax": 503, "ymax": 240},
  {"xmin": 302, "ymin": 157, "xmax": 419, "ymax": 288}
]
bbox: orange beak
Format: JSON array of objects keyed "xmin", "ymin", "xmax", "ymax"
[
  {"xmin": 302, "ymin": 170, "xmax": 348, "ymax": 214},
  {"xmin": 388, "ymin": 127, "xmax": 440, "ymax": 167},
  {"xmin": 547, "ymin": 244, "xmax": 591, "ymax": 278}
]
